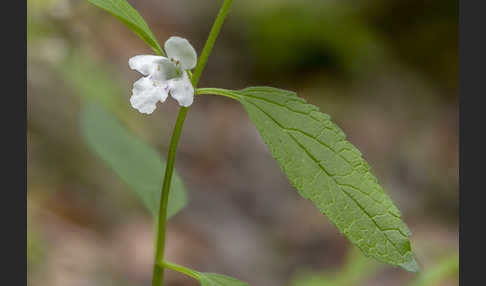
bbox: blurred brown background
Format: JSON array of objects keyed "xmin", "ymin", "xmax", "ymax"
[{"xmin": 27, "ymin": 0, "xmax": 458, "ymax": 285}]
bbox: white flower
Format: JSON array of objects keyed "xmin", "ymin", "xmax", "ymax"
[{"xmin": 128, "ymin": 36, "xmax": 197, "ymax": 114}]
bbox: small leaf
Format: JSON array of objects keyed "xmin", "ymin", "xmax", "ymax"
[
  {"xmin": 163, "ymin": 261, "xmax": 248, "ymax": 286},
  {"xmin": 199, "ymin": 273, "xmax": 249, "ymax": 286},
  {"xmin": 80, "ymin": 103, "xmax": 187, "ymax": 218},
  {"xmin": 229, "ymin": 87, "xmax": 417, "ymax": 272},
  {"xmin": 85, "ymin": 0, "xmax": 163, "ymax": 55}
]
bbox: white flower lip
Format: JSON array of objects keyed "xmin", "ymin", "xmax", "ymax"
[
  {"xmin": 128, "ymin": 36, "xmax": 197, "ymax": 114},
  {"xmin": 130, "ymin": 76, "xmax": 168, "ymax": 114},
  {"xmin": 168, "ymin": 72, "xmax": 194, "ymax": 107}
]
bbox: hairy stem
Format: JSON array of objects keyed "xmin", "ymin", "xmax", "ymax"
[{"xmin": 151, "ymin": 1, "xmax": 233, "ymax": 285}]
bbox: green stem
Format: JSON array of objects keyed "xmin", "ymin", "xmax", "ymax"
[
  {"xmin": 152, "ymin": 107, "xmax": 189, "ymax": 286},
  {"xmin": 196, "ymin": 87, "xmax": 240, "ymax": 100},
  {"xmin": 191, "ymin": 0, "xmax": 233, "ymax": 87},
  {"xmin": 151, "ymin": 1, "xmax": 233, "ymax": 286},
  {"xmin": 162, "ymin": 261, "xmax": 201, "ymax": 280}
]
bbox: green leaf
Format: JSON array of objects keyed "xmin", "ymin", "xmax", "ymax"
[
  {"xmin": 162, "ymin": 260, "xmax": 249, "ymax": 286},
  {"xmin": 229, "ymin": 87, "xmax": 417, "ymax": 272},
  {"xmin": 85, "ymin": 0, "xmax": 163, "ymax": 55},
  {"xmin": 199, "ymin": 273, "xmax": 249, "ymax": 286},
  {"xmin": 80, "ymin": 103, "xmax": 187, "ymax": 218}
]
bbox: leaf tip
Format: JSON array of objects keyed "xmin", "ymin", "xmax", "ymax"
[{"xmin": 400, "ymin": 257, "xmax": 420, "ymax": 273}]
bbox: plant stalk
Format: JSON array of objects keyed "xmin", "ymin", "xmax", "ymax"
[
  {"xmin": 152, "ymin": 106, "xmax": 189, "ymax": 286},
  {"xmin": 191, "ymin": 0, "xmax": 233, "ymax": 87},
  {"xmin": 151, "ymin": 1, "xmax": 233, "ymax": 285}
]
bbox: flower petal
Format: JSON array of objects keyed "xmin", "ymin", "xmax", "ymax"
[
  {"xmin": 129, "ymin": 55, "xmax": 166, "ymax": 76},
  {"xmin": 168, "ymin": 73, "xmax": 194, "ymax": 107},
  {"xmin": 150, "ymin": 58, "xmax": 179, "ymax": 82},
  {"xmin": 130, "ymin": 77, "xmax": 169, "ymax": 114},
  {"xmin": 164, "ymin": 36, "xmax": 197, "ymax": 70}
]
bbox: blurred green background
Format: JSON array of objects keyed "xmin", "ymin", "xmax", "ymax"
[{"xmin": 27, "ymin": 0, "xmax": 458, "ymax": 285}]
